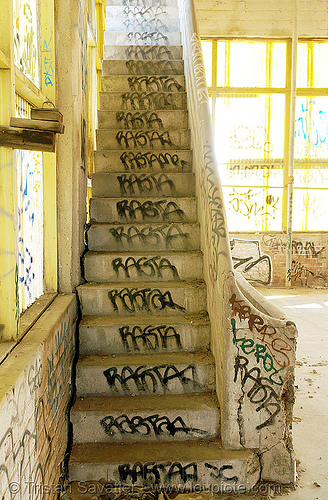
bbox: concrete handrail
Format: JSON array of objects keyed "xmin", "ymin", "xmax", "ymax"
[{"xmin": 177, "ymin": 0, "xmax": 297, "ymax": 483}]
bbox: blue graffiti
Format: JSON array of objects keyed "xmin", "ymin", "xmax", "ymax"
[{"xmin": 295, "ymin": 100, "xmax": 328, "ymax": 146}]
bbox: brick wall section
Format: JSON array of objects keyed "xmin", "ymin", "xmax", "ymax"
[
  {"xmin": 195, "ymin": 0, "xmax": 328, "ymax": 37},
  {"xmin": 230, "ymin": 232, "xmax": 328, "ymax": 287},
  {"xmin": 0, "ymin": 294, "xmax": 77, "ymax": 499}
]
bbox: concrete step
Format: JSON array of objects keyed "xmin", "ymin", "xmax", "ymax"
[
  {"xmin": 71, "ymin": 392, "xmax": 219, "ymax": 443},
  {"xmin": 105, "ymin": 17, "xmax": 180, "ymax": 32},
  {"xmin": 102, "ymin": 59, "xmax": 184, "ymax": 76},
  {"xmin": 106, "ymin": 5, "xmax": 179, "ymax": 20},
  {"xmin": 101, "ymin": 75, "xmax": 185, "ymax": 93},
  {"xmin": 94, "ymin": 149, "xmax": 192, "ymax": 173},
  {"xmin": 69, "ymin": 439, "xmax": 260, "ymax": 489},
  {"xmin": 96, "ymin": 129, "xmax": 190, "ymax": 150},
  {"xmin": 104, "ymin": 31, "xmax": 181, "ymax": 46},
  {"xmin": 89, "ymin": 196, "xmax": 198, "ymax": 223},
  {"xmin": 99, "ymin": 91, "xmax": 187, "ymax": 111},
  {"xmin": 87, "ymin": 222, "xmax": 200, "ymax": 252},
  {"xmin": 76, "ymin": 351, "xmax": 215, "ymax": 397},
  {"xmin": 79, "ymin": 313, "xmax": 210, "ymax": 355},
  {"xmin": 84, "ymin": 250, "xmax": 203, "ymax": 282},
  {"xmin": 98, "ymin": 110, "xmax": 188, "ymax": 130},
  {"xmin": 103, "ymin": 45, "xmax": 183, "ymax": 60},
  {"xmin": 77, "ymin": 280, "xmax": 207, "ymax": 316},
  {"xmin": 92, "ymin": 172, "xmax": 195, "ymax": 198}
]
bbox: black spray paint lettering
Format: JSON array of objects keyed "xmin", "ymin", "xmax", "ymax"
[
  {"xmin": 121, "ymin": 91, "xmax": 175, "ymax": 110},
  {"xmin": 118, "ymin": 461, "xmax": 197, "ymax": 486},
  {"xmin": 287, "ymin": 260, "xmax": 327, "ymax": 287},
  {"xmin": 100, "ymin": 413, "xmax": 207, "ymax": 437},
  {"xmin": 123, "ymin": 17, "xmax": 168, "ymax": 32},
  {"xmin": 117, "ymin": 173, "xmax": 175, "ymax": 195},
  {"xmin": 123, "ymin": 6, "xmax": 167, "ymax": 19},
  {"xmin": 205, "ymin": 463, "xmax": 239, "ymax": 483},
  {"xmin": 262, "ymin": 234, "xmax": 325, "ymax": 258},
  {"xmin": 116, "ymin": 111, "xmax": 163, "ymax": 129},
  {"xmin": 120, "ymin": 324, "xmax": 182, "ymax": 351},
  {"xmin": 116, "ymin": 130, "xmax": 174, "ymax": 149},
  {"xmin": 103, "ymin": 364, "xmax": 201, "ymax": 394},
  {"xmin": 234, "ymin": 355, "xmax": 281, "ymax": 430},
  {"xmin": 109, "ymin": 224, "xmax": 190, "ymax": 248},
  {"xmin": 230, "ymin": 238, "xmax": 272, "ymax": 286},
  {"xmin": 116, "ymin": 199, "xmax": 185, "ymax": 221},
  {"xmin": 125, "ymin": 60, "xmax": 180, "ymax": 75},
  {"xmin": 125, "ymin": 45, "xmax": 173, "ymax": 60},
  {"xmin": 128, "ymin": 76, "xmax": 182, "ymax": 92},
  {"xmin": 120, "ymin": 151, "xmax": 188, "ymax": 170},
  {"xmin": 107, "ymin": 287, "xmax": 186, "ymax": 313},
  {"xmin": 127, "ymin": 31, "xmax": 169, "ymax": 45},
  {"xmin": 112, "ymin": 256, "xmax": 179, "ymax": 279}
]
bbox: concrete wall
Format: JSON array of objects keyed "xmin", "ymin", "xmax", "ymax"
[
  {"xmin": 56, "ymin": 0, "xmax": 96, "ymax": 293},
  {"xmin": 0, "ymin": 295, "xmax": 77, "ymax": 499},
  {"xmin": 230, "ymin": 232, "xmax": 328, "ymax": 287},
  {"xmin": 195, "ymin": 0, "xmax": 328, "ymax": 38}
]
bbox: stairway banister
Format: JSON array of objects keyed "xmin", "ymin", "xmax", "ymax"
[{"xmin": 177, "ymin": 0, "xmax": 297, "ymax": 484}]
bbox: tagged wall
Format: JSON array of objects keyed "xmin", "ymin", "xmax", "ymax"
[
  {"xmin": 0, "ymin": 295, "xmax": 77, "ymax": 499},
  {"xmin": 230, "ymin": 232, "xmax": 328, "ymax": 287}
]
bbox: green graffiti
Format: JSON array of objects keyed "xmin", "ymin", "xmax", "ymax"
[{"xmin": 231, "ymin": 318, "xmax": 284, "ymax": 386}]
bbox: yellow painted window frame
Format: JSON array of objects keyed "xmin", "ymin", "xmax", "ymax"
[
  {"xmin": 0, "ymin": 0, "xmax": 57, "ymax": 342},
  {"xmin": 201, "ymin": 37, "xmax": 328, "ymax": 232}
]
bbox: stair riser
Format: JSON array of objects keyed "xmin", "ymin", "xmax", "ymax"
[
  {"xmin": 99, "ymin": 92, "xmax": 187, "ymax": 111},
  {"xmin": 94, "ymin": 150, "xmax": 192, "ymax": 173},
  {"xmin": 84, "ymin": 252, "xmax": 203, "ymax": 282},
  {"xmin": 103, "ymin": 45, "xmax": 183, "ymax": 60},
  {"xmin": 89, "ymin": 198, "xmax": 198, "ymax": 223},
  {"xmin": 76, "ymin": 362, "xmax": 215, "ymax": 397},
  {"xmin": 102, "ymin": 60, "xmax": 184, "ymax": 76},
  {"xmin": 101, "ymin": 76, "xmax": 185, "ymax": 93},
  {"xmin": 96, "ymin": 130, "xmax": 190, "ymax": 150},
  {"xmin": 106, "ymin": 6, "xmax": 179, "ymax": 20},
  {"xmin": 87, "ymin": 223, "xmax": 200, "ymax": 252},
  {"xmin": 78, "ymin": 284, "xmax": 207, "ymax": 316},
  {"xmin": 69, "ymin": 458, "xmax": 258, "ymax": 490},
  {"xmin": 72, "ymin": 408, "xmax": 219, "ymax": 443},
  {"xmin": 98, "ymin": 110, "xmax": 188, "ymax": 130},
  {"xmin": 92, "ymin": 173, "xmax": 195, "ymax": 198},
  {"xmin": 104, "ymin": 32, "xmax": 181, "ymax": 46},
  {"xmin": 79, "ymin": 322, "xmax": 210, "ymax": 355},
  {"xmin": 105, "ymin": 19, "xmax": 180, "ymax": 32}
]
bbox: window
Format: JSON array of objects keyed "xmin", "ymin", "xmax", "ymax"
[{"xmin": 202, "ymin": 39, "xmax": 328, "ymax": 232}]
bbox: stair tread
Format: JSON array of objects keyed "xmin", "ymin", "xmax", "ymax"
[
  {"xmin": 77, "ymin": 350, "xmax": 214, "ymax": 367},
  {"xmin": 79, "ymin": 312, "xmax": 209, "ymax": 327},
  {"xmin": 78, "ymin": 279, "xmax": 205, "ymax": 289},
  {"xmin": 72, "ymin": 391, "xmax": 218, "ymax": 413},
  {"xmin": 85, "ymin": 250, "xmax": 202, "ymax": 256},
  {"xmin": 69, "ymin": 438, "xmax": 255, "ymax": 464}
]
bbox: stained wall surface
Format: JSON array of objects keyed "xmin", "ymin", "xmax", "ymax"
[{"xmin": 195, "ymin": 0, "xmax": 328, "ymax": 38}]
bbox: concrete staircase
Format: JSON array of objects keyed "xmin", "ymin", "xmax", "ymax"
[{"xmin": 68, "ymin": 0, "xmax": 260, "ymax": 493}]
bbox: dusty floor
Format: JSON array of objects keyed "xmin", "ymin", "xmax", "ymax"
[{"xmin": 257, "ymin": 287, "xmax": 328, "ymax": 499}]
